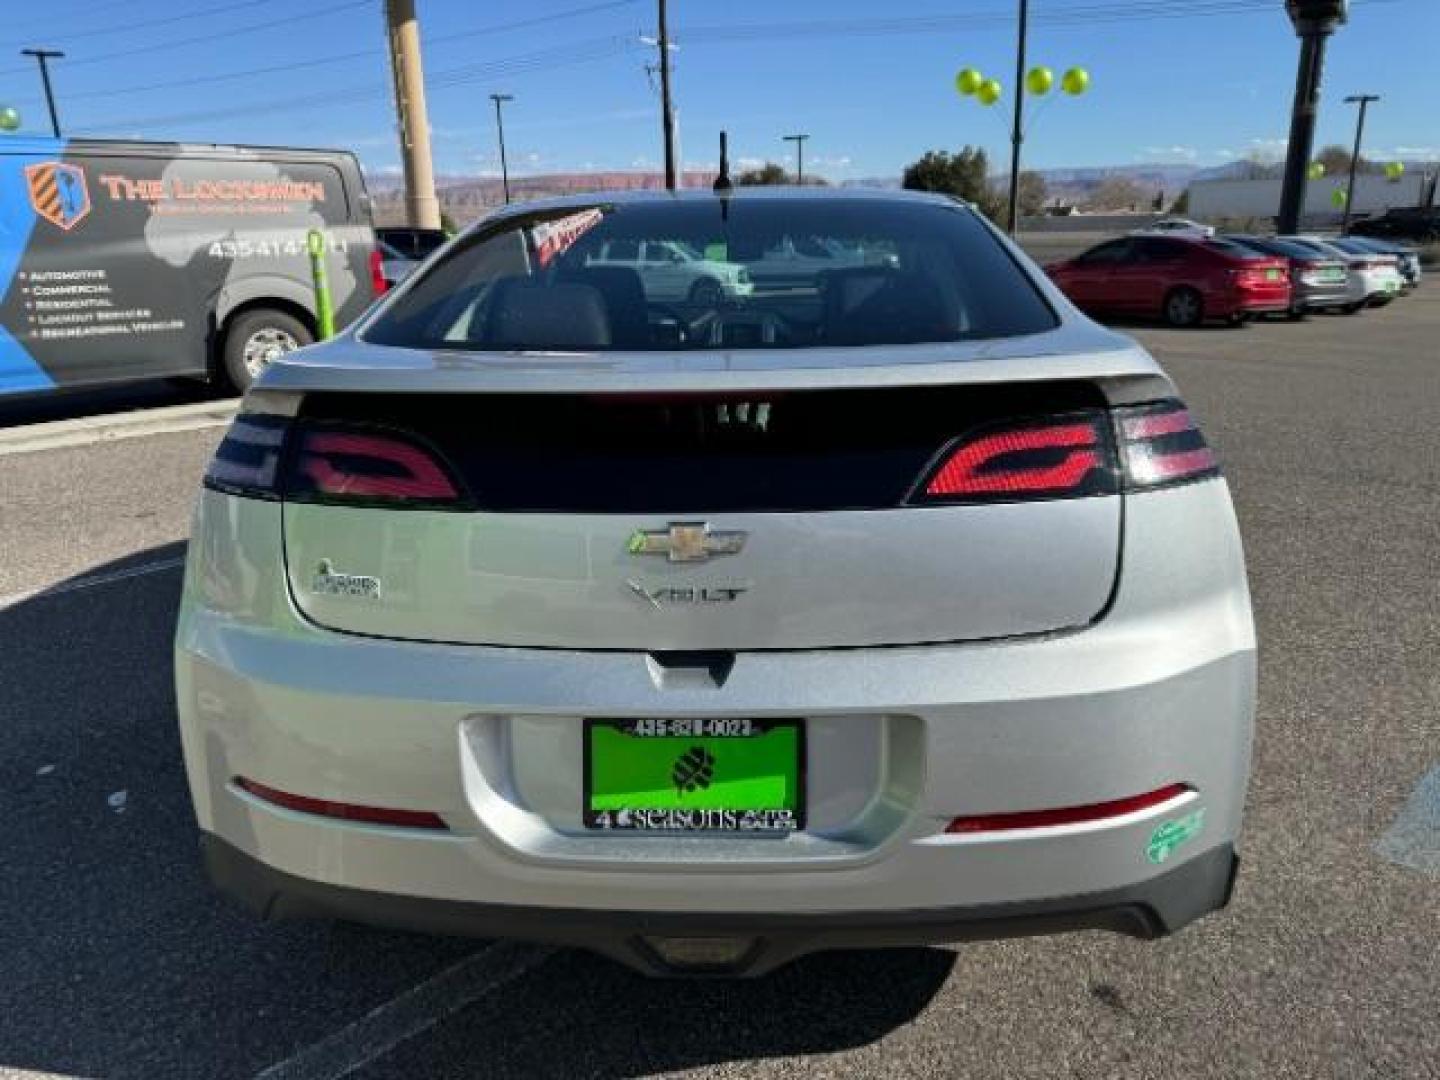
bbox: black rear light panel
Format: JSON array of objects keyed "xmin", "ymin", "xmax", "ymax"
[{"xmin": 295, "ymin": 383, "xmax": 1110, "ymax": 513}]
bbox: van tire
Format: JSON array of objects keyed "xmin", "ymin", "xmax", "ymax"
[{"xmin": 222, "ymin": 308, "xmax": 313, "ymax": 392}]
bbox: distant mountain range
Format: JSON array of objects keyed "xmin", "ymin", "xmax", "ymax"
[{"xmin": 364, "ymin": 159, "xmax": 1425, "ymax": 224}]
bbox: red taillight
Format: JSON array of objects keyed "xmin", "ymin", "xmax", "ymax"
[
  {"xmin": 237, "ymin": 778, "xmax": 447, "ymax": 830},
  {"xmin": 1114, "ymin": 400, "xmax": 1219, "ymax": 489},
  {"xmin": 292, "ymin": 428, "xmax": 461, "ymax": 504},
  {"xmin": 945, "ymin": 783, "xmax": 1192, "ymax": 834},
  {"xmin": 369, "ymin": 248, "xmax": 389, "ymax": 296},
  {"xmin": 916, "ymin": 415, "xmax": 1113, "ymax": 503}
]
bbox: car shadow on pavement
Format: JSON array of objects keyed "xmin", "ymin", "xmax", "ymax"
[{"xmin": 0, "ymin": 545, "xmax": 951, "ymax": 1080}]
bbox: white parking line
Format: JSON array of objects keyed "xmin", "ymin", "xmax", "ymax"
[
  {"xmin": 253, "ymin": 943, "xmax": 555, "ymax": 1080},
  {"xmin": 0, "ymin": 556, "xmax": 186, "ymax": 612},
  {"xmin": 1376, "ymin": 764, "xmax": 1440, "ymax": 876}
]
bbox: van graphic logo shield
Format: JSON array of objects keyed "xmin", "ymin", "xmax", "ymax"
[
  {"xmin": 25, "ymin": 162, "xmax": 91, "ymax": 231},
  {"xmin": 627, "ymin": 522, "xmax": 747, "ymax": 563}
]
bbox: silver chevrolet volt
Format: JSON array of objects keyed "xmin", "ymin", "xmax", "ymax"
[{"xmin": 176, "ymin": 189, "xmax": 1255, "ymax": 977}]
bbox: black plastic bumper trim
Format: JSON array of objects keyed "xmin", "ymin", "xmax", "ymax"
[{"xmin": 201, "ymin": 835, "xmax": 1238, "ymax": 977}]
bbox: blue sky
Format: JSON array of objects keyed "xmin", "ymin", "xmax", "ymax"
[{"xmin": 0, "ymin": 0, "xmax": 1435, "ymax": 180}]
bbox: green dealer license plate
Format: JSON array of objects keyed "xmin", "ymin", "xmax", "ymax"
[{"xmin": 584, "ymin": 718, "xmax": 805, "ymax": 833}]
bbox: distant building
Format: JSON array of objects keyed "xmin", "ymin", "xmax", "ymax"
[{"xmin": 1189, "ymin": 174, "xmax": 1432, "ymax": 226}]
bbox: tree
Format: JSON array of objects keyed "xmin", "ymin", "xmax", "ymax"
[
  {"xmin": 1314, "ymin": 143, "xmax": 1382, "ymax": 177},
  {"xmin": 1085, "ymin": 176, "xmax": 1146, "ymax": 211},
  {"xmin": 902, "ymin": 147, "xmax": 1004, "ymax": 220},
  {"xmin": 736, "ymin": 162, "xmax": 789, "ymax": 186},
  {"xmin": 1170, "ymin": 188, "xmax": 1191, "ymax": 215},
  {"xmin": 1017, "ymin": 170, "xmax": 1048, "ymax": 217}
]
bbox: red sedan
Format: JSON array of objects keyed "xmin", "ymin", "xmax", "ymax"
[{"xmin": 1046, "ymin": 236, "xmax": 1291, "ymax": 327}]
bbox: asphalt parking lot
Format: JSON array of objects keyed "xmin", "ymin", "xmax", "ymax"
[{"xmin": 2, "ymin": 290, "xmax": 1437, "ymax": 1079}]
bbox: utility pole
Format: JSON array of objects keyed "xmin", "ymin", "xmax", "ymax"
[
  {"xmin": 783, "ymin": 134, "xmax": 809, "ymax": 184},
  {"xmin": 20, "ymin": 49, "xmax": 64, "ymax": 138},
  {"xmin": 1277, "ymin": 0, "xmax": 1349, "ymax": 235},
  {"xmin": 383, "ymin": 0, "xmax": 441, "ymax": 230},
  {"xmin": 657, "ymin": 0, "xmax": 676, "ymax": 190},
  {"xmin": 490, "ymin": 93, "xmax": 514, "ymax": 204},
  {"xmin": 1006, "ymin": 0, "xmax": 1029, "ymax": 234},
  {"xmin": 1340, "ymin": 93, "xmax": 1378, "ymax": 234}
]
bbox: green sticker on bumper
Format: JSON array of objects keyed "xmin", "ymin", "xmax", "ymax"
[{"xmin": 1147, "ymin": 807, "xmax": 1206, "ymax": 864}]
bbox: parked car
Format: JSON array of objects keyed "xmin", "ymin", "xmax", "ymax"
[
  {"xmin": 375, "ymin": 238, "xmax": 418, "ymax": 290},
  {"xmin": 376, "ymin": 226, "xmax": 449, "ymax": 260},
  {"xmin": 1348, "ymin": 206, "xmax": 1440, "ymax": 243},
  {"xmin": 1224, "ymin": 235, "xmax": 1351, "ymax": 318},
  {"xmin": 586, "ymin": 238, "xmax": 752, "ymax": 305},
  {"xmin": 1130, "ymin": 218, "xmax": 1216, "ymax": 240},
  {"xmin": 737, "ymin": 235, "xmax": 885, "ymax": 292},
  {"xmin": 1330, "ymin": 236, "xmax": 1422, "ymax": 290},
  {"xmin": 1046, "ymin": 235, "xmax": 1290, "ymax": 327},
  {"xmin": 1281, "ymin": 236, "xmax": 1404, "ymax": 308},
  {"xmin": 178, "ymin": 189, "xmax": 1255, "ymax": 978}
]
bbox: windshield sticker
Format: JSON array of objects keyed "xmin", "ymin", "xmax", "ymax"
[{"xmin": 531, "ymin": 208, "xmax": 603, "ymax": 267}]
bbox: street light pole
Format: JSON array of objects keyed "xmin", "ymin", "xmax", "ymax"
[
  {"xmin": 1340, "ymin": 93, "xmax": 1378, "ymax": 234},
  {"xmin": 490, "ymin": 93, "xmax": 514, "ymax": 205},
  {"xmin": 1277, "ymin": 1, "xmax": 1348, "ymax": 235},
  {"xmin": 20, "ymin": 49, "xmax": 64, "ymax": 137},
  {"xmin": 1006, "ymin": 0, "xmax": 1029, "ymax": 234},
  {"xmin": 783, "ymin": 134, "xmax": 809, "ymax": 184}
]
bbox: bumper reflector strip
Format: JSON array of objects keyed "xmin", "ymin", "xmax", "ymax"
[
  {"xmin": 236, "ymin": 778, "xmax": 448, "ymax": 830},
  {"xmin": 945, "ymin": 783, "xmax": 1192, "ymax": 834}
]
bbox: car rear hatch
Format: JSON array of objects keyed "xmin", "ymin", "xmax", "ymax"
[{"xmin": 265, "ymin": 357, "xmax": 1150, "ymax": 651}]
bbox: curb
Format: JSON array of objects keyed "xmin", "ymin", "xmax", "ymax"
[{"xmin": 0, "ymin": 397, "xmax": 239, "ymax": 457}]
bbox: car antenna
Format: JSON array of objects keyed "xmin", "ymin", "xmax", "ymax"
[{"xmin": 713, "ymin": 130, "xmax": 733, "ymax": 195}]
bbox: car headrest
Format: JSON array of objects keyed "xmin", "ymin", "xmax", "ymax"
[
  {"xmin": 482, "ymin": 279, "xmax": 613, "ymax": 350},
  {"xmin": 820, "ymin": 267, "xmax": 951, "ymax": 346}
]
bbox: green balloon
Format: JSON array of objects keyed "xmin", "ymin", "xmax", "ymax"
[
  {"xmin": 955, "ymin": 67, "xmax": 983, "ymax": 96},
  {"xmin": 977, "ymin": 79, "xmax": 1003, "ymax": 106},
  {"xmin": 1331, "ymin": 188, "xmax": 1348, "ymax": 208},
  {"xmin": 1061, "ymin": 66, "xmax": 1090, "ymax": 95},
  {"xmin": 1026, "ymin": 66, "xmax": 1054, "ymax": 95},
  {"xmin": 1307, "ymin": 162, "xmax": 1325, "ymax": 180},
  {"xmin": 0, "ymin": 106, "xmax": 20, "ymax": 132}
]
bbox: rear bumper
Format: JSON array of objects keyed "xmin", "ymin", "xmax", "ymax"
[
  {"xmin": 1295, "ymin": 281, "xmax": 1352, "ymax": 309},
  {"xmin": 176, "ymin": 481, "xmax": 1256, "ymax": 968},
  {"xmin": 203, "ymin": 834, "xmax": 1239, "ymax": 976}
]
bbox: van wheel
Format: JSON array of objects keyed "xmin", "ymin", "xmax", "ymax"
[
  {"xmin": 222, "ymin": 309, "xmax": 313, "ymax": 391},
  {"xmin": 1163, "ymin": 287, "xmax": 1204, "ymax": 328}
]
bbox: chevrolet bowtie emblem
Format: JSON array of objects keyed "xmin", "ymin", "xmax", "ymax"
[{"xmin": 627, "ymin": 522, "xmax": 747, "ymax": 563}]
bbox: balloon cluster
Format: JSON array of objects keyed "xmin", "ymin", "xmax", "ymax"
[
  {"xmin": 955, "ymin": 65, "xmax": 1089, "ymax": 106},
  {"xmin": 0, "ymin": 106, "xmax": 20, "ymax": 133}
]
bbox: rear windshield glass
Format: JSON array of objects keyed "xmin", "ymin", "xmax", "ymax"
[
  {"xmin": 361, "ymin": 198, "xmax": 1058, "ymax": 352},
  {"xmin": 1203, "ymin": 239, "xmax": 1267, "ymax": 259},
  {"xmin": 1251, "ymin": 237, "xmax": 1314, "ymax": 259}
]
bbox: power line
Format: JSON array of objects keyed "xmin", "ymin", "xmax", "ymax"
[
  {"xmin": 22, "ymin": 0, "xmax": 641, "ymax": 106},
  {"xmin": 678, "ymin": 0, "xmax": 1403, "ymax": 43},
  {"xmin": 0, "ymin": 0, "xmax": 373, "ymax": 78},
  {"xmin": 77, "ymin": 36, "xmax": 640, "ymax": 134},
  {"xmin": 0, "ymin": 0, "xmax": 285, "ymax": 50}
]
